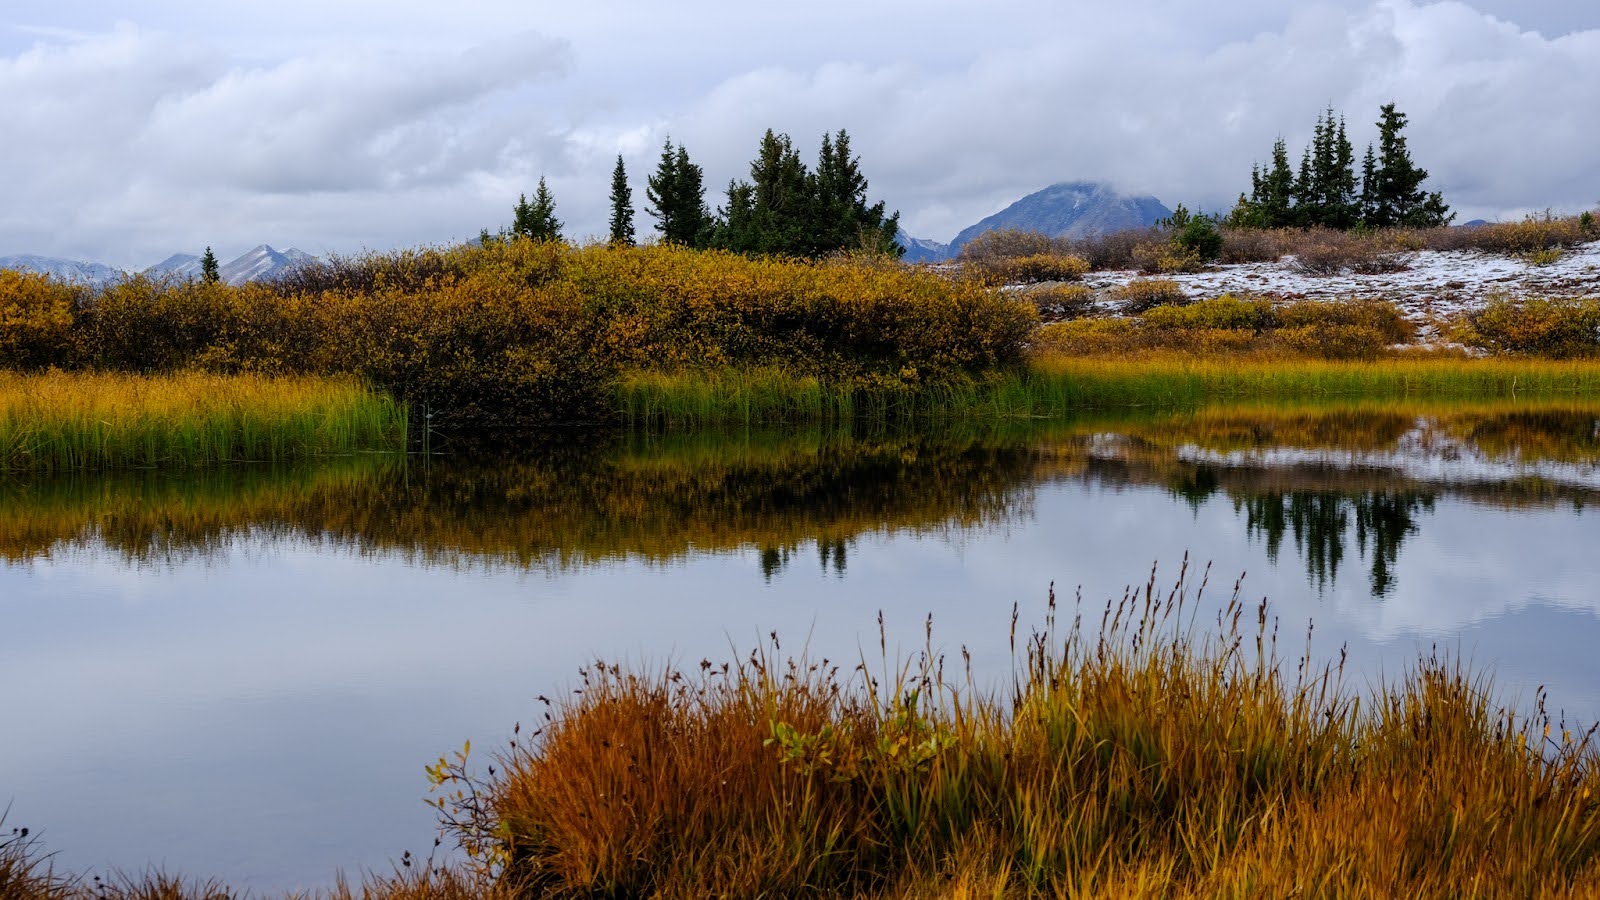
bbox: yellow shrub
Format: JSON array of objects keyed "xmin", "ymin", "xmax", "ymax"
[
  {"xmin": 1276, "ymin": 299, "xmax": 1414, "ymax": 345},
  {"xmin": 1113, "ymin": 279, "xmax": 1188, "ymax": 312},
  {"xmin": 1142, "ymin": 295, "xmax": 1273, "ymax": 332},
  {"xmin": 1453, "ymin": 297, "xmax": 1600, "ymax": 358},
  {"xmin": 0, "ymin": 269, "xmax": 80, "ymax": 368}
]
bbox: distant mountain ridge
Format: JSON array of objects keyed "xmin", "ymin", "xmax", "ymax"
[
  {"xmin": 0, "ymin": 245, "xmax": 314, "ymax": 287},
  {"xmin": 950, "ymin": 182, "xmax": 1171, "ymax": 249},
  {"xmin": 898, "ymin": 181, "xmax": 1172, "ymax": 261}
]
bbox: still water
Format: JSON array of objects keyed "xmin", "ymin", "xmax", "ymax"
[{"xmin": 4, "ymin": 400, "xmax": 1600, "ymax": 890}]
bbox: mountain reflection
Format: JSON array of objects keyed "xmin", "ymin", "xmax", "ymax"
[{"xmin": 2, "ymin": 401, "xmax": 1597, "ymax": 595}]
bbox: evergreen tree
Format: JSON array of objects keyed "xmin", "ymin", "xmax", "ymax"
[
  {"xmin": 811, "ymin": 129, "xmax": 900, "ymax": 257},
  {"xmin": 646, "ymin": 139, "xmax": 712, "ymax": 247},
  {"xmin": 1359, "ymin": 143, "xmax": 1380, "ymax": 226},
  {"xmin": 1367, "ymin": 103, "xmax": 1452, "ymax": 229},
  {"xmin": 513, "ymin": 177, "xmax": 562, "ymax": 241},
  {"xmin": 200, "ymin": 247, "xmax": 220, "ymax": 284},
  {"xmin": 608, "ymin": 155, "xmax": 636, "ymax": 247},
  {"xmin": 716, "ymin": 128, "xmax": 901, "ymax": 258}
]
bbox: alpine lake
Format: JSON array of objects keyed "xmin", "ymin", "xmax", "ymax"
[{"xmin": 5, "ymin": 398, "xmax": 1600, "ymax": 891}]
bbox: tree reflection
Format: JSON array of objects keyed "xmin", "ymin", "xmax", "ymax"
[{"xmin": 1236, "ymin": 490, "xmax": 1434, "ymax": 596}]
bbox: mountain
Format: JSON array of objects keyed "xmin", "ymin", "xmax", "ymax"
[
  {"xmin": 219, "ymin": 245, "xmax": 315, "ymax": 286},
  {"xmin": 0, "ymin": 254, "xmax": 124, "ymax": 286},
  {"xmin": 145, "ymin": 253, "xmax": 203, "ymax": 280},
  {"xmin": 950, "ymin": 181, "xmax": 1171, "ymax": 251},
  {"xmin": 895, "ymin": 231, "xmax": 952, "ymax": 263}
]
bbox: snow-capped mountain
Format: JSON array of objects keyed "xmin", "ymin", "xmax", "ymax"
[
  {"xmin": 145, "ymin": 253, "xmax": 204, "ymax": 280},
  {"xmin": 895, "ymin": 231, "xmax": 953, "ymax": 263},
  {"xmin": 218, "ymin": 245, "xmax": 315, "ymax": 286},
  {"xmin": 0, "ymin": 254, "xmax": 125, "ymax": 285},
  {"xmin": 1, "ymin": 246, "xmax": 316, "ymax": 287}
]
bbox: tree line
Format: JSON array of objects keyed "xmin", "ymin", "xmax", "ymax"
[
  {"xmin": 1230, "ymin": 103, "xmax": 1452, "ymax": 231},
  {"xmin": 490, "ymin": 128, "xmax": 902, "ymax": 259}
]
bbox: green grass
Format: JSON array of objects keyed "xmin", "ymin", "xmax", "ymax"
[
  {"xmin": 615, "ymin": 355, "xmax": 1600, "ymax": 428},
  {"xmin": 0, "ymin": 370, "xmax": 407, "ymax": 472}
]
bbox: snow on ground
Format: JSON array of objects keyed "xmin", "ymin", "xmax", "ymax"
[{"xmin": 1066, "ymin": 240, "xmax": 1600, "ymax": 342}]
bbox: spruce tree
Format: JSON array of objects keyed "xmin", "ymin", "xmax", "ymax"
[
  {"xmin": 200, "ymin": 247, "xmax": 220, "ymax": 284},
  {"xmin": 515, "ymin": 177, "xmax": 562, "ymax": 241},
  {"xmin": 1368, "ymin": 103, "xmax": 1452, "ymax": 229},
  {"xmin": 811, "ymin": 129, "xmax": 900, "ymax": 257},
  {"xmin": 646, "ymin": 139, "xmax": 711, "ymax": 247},
  {"xmin": 608, "ymin": 155, "xmax": 636, "ymax": 247}
]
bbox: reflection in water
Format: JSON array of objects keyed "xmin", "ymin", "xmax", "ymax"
[
  {"xmin": 1234, "ymin": 490, "xmax": 1434, "ymax": 596},
  {"xmin": 6, "ymin": 399, "xmax": 1600, "ymax": 889},
  {"xmin": 2, "ymin": 401, "xmax": 1598, "ymax": 595}
]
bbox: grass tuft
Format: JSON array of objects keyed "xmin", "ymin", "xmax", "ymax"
[{"xmin": 0, "ymin": 371, "xmax": 406, "ymax": 472}]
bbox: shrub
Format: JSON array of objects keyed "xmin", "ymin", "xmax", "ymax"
[
  {"xmin": 1275, "ymin": 324, "xmax": 1390, "ymax": 360},
  {"xmin": 963, "ymin": 253, "xmax": 1089, "ymax": 285},
  {"xmin": 1025, "ymin": 283, "xmax": 1095, "ymax": 320},
  {"xmin": 1132, "ymin": 242, "xmax": 1205, "ymax": 274},
  {"xmin": 1288, "ymin": 229, "xmax": 1413, "ymax": 275},
  {"xmin": 1276, "ymin": 299, "xmax": 1415, "ymax": 345},
  {"xmin": 1035, "ymin": 317, "xmax": 1137, "ymax": 354},
  {"xmin": 1220, "ymin": 227, "xmax": 1289, "ymax": 264},
  {"xmin": 1143, "ymin": 295, "xmax": 1274, "ymax": 332},
  {"xmin": 0, "ymin": 270, "xmax": 81, "ymax": 370},
  {"xmin": 4, "ymin": 243, "xmax": 1039, "ymax": 424},
  {"xmin": 1454, "ymin": 297, "xmax": 1600, "ymax": 357},
  {"xmin": 956, "ymin": 228, "xmax": 1066, "ymax": 264},
  {"xmin": 1112, "ymin": 278, "xmax": 1188, "ymax": 312},
  {"xmin": 1068, "ymin": 228, "xmax": 1169, "ymax": 270},
  {"xmin": 1432, "ymin": 213, "xmax": 1590, "ymax": 256},
  {"xmin": 1526, "ymin": 248, "xmax": 1564, "ymax": 267}
]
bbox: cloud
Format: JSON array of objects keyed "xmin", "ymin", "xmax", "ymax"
[
  {"xmin": 648, "ymin": 0, "xmax": 1600, "ymax": 241},
  {"xmin": 0, "ymin": 23, "xmax": 572, "ymax": 265},
  {"xmin": 1, "ymin": 1, "xmax": 1597, "ymax": 263}
]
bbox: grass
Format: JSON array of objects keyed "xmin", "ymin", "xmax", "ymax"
[
  {"xmin": 0, "ymin": 371, "xmax": 407, "ymax": 472},
  {"xmin": 411, "ymin": 563, "xmax": 1600, "ymax": 897},
  {"xmin": 616, "ymin": 355, "xmax": 1600, "ymax": 428}
]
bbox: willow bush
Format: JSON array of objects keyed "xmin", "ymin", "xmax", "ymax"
[{"xmin": 0, "ymin": 242, "xmax": 1037, "ymax": 425}]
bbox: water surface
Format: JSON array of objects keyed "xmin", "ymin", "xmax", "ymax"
[{"xmin": 4, "ymin": 401, "xmax": 1599, "ymax": 890}]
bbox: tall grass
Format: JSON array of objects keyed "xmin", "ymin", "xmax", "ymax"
[
  {"xmin": 616, "ymin": 356, "xmax": 1600, "ymax": 427},
  {"xmin": 414, "ymin": 564, "xmax": 1600, "ymax": 897},
  {"xmin": 0, "ymin": 371, "xmax": 406, "ymax": 472}
]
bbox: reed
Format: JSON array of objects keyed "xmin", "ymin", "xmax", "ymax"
[
  {"xmin": 0, "ymin": 371, "xmax": 406, "ymax": 472},
  {"xmin": 418, "ymin": 563, "xmax": 1600, "ymax": 897}
]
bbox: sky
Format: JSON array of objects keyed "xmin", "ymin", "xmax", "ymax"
[{"xmin": 2, "ymin": 0, "xmax": 1597, "ymax": 268}]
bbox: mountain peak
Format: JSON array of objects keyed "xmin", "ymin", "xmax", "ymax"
[{"xmin": 950, "ymin": 182, "xmax": 1171, "ymax": 250}]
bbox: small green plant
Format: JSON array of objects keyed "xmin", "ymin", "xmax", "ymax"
[{"xmin": 1526, "ymin": 247, "xmax": 1564, "ymax": 266}]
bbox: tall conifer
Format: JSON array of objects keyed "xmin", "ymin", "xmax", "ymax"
[{"xmin": 608, "ymin": 155, "xmax": 636, "ymax": 246}]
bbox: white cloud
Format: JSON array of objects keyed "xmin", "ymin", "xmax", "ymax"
[{"xmin": 1, "ymin": 1, "xmax": 1596, "ymax": 264}]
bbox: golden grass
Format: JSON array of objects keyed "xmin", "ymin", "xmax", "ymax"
[
  {"xmin": 419, "ymin": 564, "xmax": 1600, "ymax": 897},
  {"xmin": 0, "ymin": 370, "xmax": 406, "ymax": 471}
]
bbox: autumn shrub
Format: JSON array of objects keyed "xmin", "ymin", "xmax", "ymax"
[
  {"xmin": 3, "ymin": 242, "xmax": 1037, "ymax": 424},
  {"xmin": 1288, "ymin": 229, "xmax": 1414, "ymax": 275},
  {"xmin": 1452, "ymin": 213, "xmax": 1591, "ymax": 256},
  {"xmin": 956, "ymin": 228, "xmax": 1067, "ymax": 264},
  {"xmin": 973, "ymin": 252, "xmax": 1090, "ymax": 284},
  {"xmin": 1024, "ymin": 283, "xmax": 1095, "ymax": 320},
  {"xmin": 1453, "ymin": 297, "xmax": 1600, "ymax": 357},
  {"xmin": 1219, "ymin": 226, "xmax": 1289, "ymax": 263},
  {"xmin": 1276, "ymin": 298, "xmax": 1415, "ymax": 345},
  {"xmin": 1035, "ymin": 317, "xmax": 1138, "ymax": 355},
  {"xmin": 1132, "ymin": 242, "xmax": 1205, "ymax": 274},
  {"xmin": 1069, "ymin": 227, "xmax": 1169, "ymax": 270},
  {"xmin": 1143, "ymin": 295, "xmax": 1274, "ymax": 332},
  {"xmin": 0, "ymin": 270, "xmax": 81, "ymax": 370},
  {"xmin": 1112, "ymin": 278, "xmax": 1188, "ymax": 312}
]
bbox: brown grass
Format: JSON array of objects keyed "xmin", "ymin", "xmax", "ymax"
[{"xmin": 421, "ymin": 563, "xmax": 1600, "ymax": 897}]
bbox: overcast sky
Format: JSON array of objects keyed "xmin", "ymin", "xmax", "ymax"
[{"xmin": 3, "ymin": 0, "xmax": 1597, "ymax": 268}]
